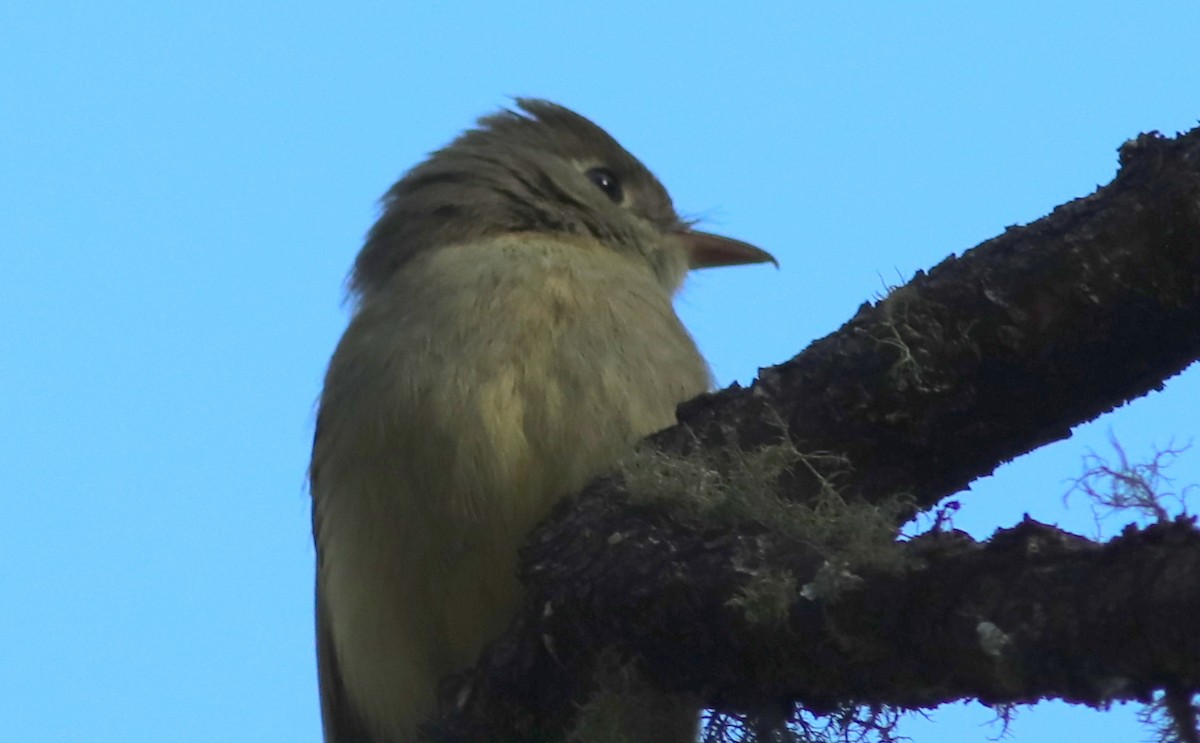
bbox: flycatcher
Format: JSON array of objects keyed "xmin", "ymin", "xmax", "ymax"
[{"xmin": 310, "ymin": 99, "xmax": 774, "ymax": 743}]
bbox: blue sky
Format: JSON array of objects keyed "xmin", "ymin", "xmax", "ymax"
[{"xmin": 3, "ymin": 3, "xmax": 1198, "ymax": 741}]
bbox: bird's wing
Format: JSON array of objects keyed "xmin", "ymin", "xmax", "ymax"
[
  {"xmin": 316, "ymin": 581, "xmax": 374, "ymax": 742},
  {"xmin": 312, "ymin": 416, "xmax": 374, "ymax": 743}
]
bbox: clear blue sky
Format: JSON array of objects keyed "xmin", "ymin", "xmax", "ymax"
[{"xmin": 3, "ymin": 3, "xmax": 1198, "ymax": 742}]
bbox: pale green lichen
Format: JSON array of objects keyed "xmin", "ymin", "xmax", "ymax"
[
  {"xmin": 568, "ymin": 652, "xmax": 699, "ymax": 743},
  {"xmin": 725, "ymin": 566, "xmax": 798, "ymax": 629},
  {"xmin": 619, "ymin": 434, "xmax": 913, "ymax": 624},
  {"xmin": 976, "ymin": 620, "xmax": 1011, "ymax": 658}
]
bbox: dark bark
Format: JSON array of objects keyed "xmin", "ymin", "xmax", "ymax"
[
  {"xmin": 667, "ymin": 127, "xmax": 1200, "ymax": 511},
  {"xmin": 432, "ymin": 514, "xmax": 1200, "ymax": 742},
  {"xmin": 429, "ymin": 127, "xmax": 1200, "ymax": 741}
]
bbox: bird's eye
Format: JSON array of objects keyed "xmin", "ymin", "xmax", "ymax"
[{"xmin": 585, "ymin": 167, "xmax": 623, "ymax": 203}]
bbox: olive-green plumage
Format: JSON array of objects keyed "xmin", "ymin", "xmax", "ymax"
[{"xmin": 311, "ymin": 100, "xmax": 772, "ymax": 743}]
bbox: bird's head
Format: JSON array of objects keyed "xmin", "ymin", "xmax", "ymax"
[{"xmin": 352, "ymin": 99, "xmax": 774, "ymax": 296}]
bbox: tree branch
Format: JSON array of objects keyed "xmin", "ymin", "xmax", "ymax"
[
  {"xmin": 665, "ymin": 126, "xmax": 1200, "ymax": 510},
  {"xmin": 435, "ymin": 509, "xmax": 1200, "ymax": 741}
]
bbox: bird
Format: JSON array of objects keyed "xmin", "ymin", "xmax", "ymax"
[{"xmin": 310, "ymin": 99, "xmax": 775, "ymax": 743}]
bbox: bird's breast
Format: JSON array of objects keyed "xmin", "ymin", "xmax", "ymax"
[{"xmin": 312, "ymin": 234, "xmax": 710, "ymax": 740}]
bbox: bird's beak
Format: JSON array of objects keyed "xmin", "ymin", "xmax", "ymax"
[{"xmin": 679, "ymin": 230, "xmax": 777, "ymax": 270}]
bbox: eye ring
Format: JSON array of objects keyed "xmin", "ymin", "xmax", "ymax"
[{"xmin": 585, "ymin": 167, "xmax": 623, "ymax": 203}]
